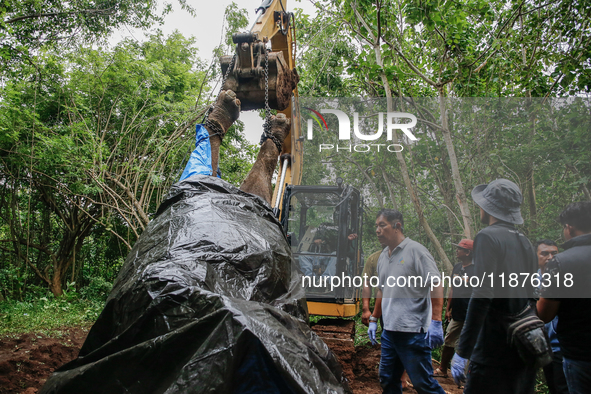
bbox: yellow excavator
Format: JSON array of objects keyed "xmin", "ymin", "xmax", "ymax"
[{"xmin": 220, "ymin": 0, "xmax": 363, "ymax": 324}]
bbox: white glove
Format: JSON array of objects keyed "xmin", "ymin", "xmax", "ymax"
[{"xmin": 368, "ymin": 322, "xmax": 378, "ymax": 345}]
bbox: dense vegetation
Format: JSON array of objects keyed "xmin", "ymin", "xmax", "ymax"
[
  {"xmin": 295, "ymin": 0, "xmax": 591, "ymax": 268},
  {"xmin": 0, "ymin": 3, "xmax": 255, "ymax": 301},
  {"xmin": 1, "ymin": 0, "xmax": 589, "ymax": 311}
]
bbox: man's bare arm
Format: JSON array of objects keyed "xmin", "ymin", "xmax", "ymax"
[
  {"xmin": 430, "ymin": 283, "xmax": 444, "ymax": 321},
  {"xmin": 537, "ymin": 297, "xmax": 560, "ymax": 323},
  {"xmin": 372, "ymin": 289, "xmax": 383, "ymax": 319},
  {"xmin": 362, "ymin": 285, "xmax": 372, "ymax": 326},
  {"xmin": 445, "ymin": 286, "xmax": 453, "ymax": 320}
]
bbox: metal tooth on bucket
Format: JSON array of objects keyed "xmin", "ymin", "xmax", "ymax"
[{"xmin": 220, "ymin": 33, "xmax": 298, "ymax": 111}]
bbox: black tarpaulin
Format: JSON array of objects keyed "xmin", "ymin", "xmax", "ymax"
[{"xmin": 40, "ymin": 176, "xmax": 350, "ymax": 394}]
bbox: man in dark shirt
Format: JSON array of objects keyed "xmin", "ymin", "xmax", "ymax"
[
  {"xmin": 538, "ymin": 201, "xmax": 591, "ymax": 394},
  {"xmin": 435, "ymin": 239, "xmax": 474, "ymax": 378},
  {"xmin": 535, "ymin": 239, "xmax": 568, "ymax": 394},
  {"xmin": 452, "ymin": 179, "xmax": 538, "ymax": 393}
]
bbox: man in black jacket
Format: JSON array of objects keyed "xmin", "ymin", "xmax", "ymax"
[
  {"xmin": 538, "ymin": 201, "xmax": 591, "ymax": 394},
  {"xmin": 451, "ymin": 179, "xmax": 538, "ymax": 393}
]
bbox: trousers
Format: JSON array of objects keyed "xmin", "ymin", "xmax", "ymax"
[
  {"xmin": 464, "ymin": 361, "xmax": 536, "ymax": 394},
  {"xmin": 379, "ymin": 330, "xmax": 445, "ymax": 394},
  {"xmin": 563, "ymin": 357, "xmax": 591, "ymax": 394}
]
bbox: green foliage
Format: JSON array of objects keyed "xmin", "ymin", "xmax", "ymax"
[
  {"xmin": 0, "ymin": 287, "xmax": 105, "ymax": 335},
  {"xmin": 223, "ymin": 2, "xmax": 249, "ymax": 48},
  {"xmin": 78, "ymin": 277, "xmax": 113, "ymax": 301},
  {"xmin": 536, "ymin": 370, "xmax": 551, "ymax": 394},
  {"xmin": 293, "ymin": 1, "xmax": 591, "ymax": 273},
  {"xmin": 294, "ymin": 8, "xmax": 360, "ymax": 96},
  {"xmin": 0, "ymin": 0, "xmax": 196, "ymax": 73},
  {"xmin": 0, "ymin": 29, "xmax": 238, "ymax": 298},
  {"xmin": 218, "ymin": 121, "xmax": 258, "ymax": 187}
]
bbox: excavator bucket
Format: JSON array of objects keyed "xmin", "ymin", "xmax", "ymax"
[{"xmin": 220, "ymin": 33, "xmax": 299, "ymax": 111}]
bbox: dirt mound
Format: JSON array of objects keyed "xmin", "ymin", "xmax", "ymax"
[
  {"xmin": 347, "ymin": 345, "xmax": 464, "ymax": 394},
  {"xmin": 350, "ymin": 345, "xmax": 382, "ymax": 393},
  {"xmin": 0, "ymin": 328, "xmax": 88, "ymax": 394},
  {"xmin": 311, "ymin": 319, "xmax": 356, "ymax": 383},
  {"xmin": 1, "ymin": 325, "xmax": 464, "ymax": 394},
  {"xmin": 313, "ymin": 329, "xmax": 465, "ymax": 394}
]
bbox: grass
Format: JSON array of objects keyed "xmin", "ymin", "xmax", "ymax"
[{"xmin": 0, "ymin": 295, "xmax": 103, "ymax": 336}]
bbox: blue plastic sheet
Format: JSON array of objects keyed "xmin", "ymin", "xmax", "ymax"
[{"xmin": 180, "ymin": 124, "xmax": 215, "ymax": 180}]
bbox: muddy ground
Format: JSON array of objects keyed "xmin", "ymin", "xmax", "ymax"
[
  {"xmin": 311, "ymin": 320, "xmax": 463, "ymax": 394},
  {"xmin": 0, "ymin": 327, "xmax": 89, "ymax": 394},
  {"xmin": 0, "ymin": 326, "xmax": 463, "ymax": 394},
  {"xmin": 346, "ymin": 345, "xmax": 463, "ymax": 394}
]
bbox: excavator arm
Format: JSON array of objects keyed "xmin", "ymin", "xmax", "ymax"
[
  {"xmin": 219, "ymin": 1, "xmax": 362, "ymax": 325},
  {"xmin": 220, "ymin": 0, "xmax": 303, "ymax": 220}
]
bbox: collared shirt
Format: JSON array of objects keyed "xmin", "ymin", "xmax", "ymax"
[{"xmin": 377, "ymin": 237, "xmax": 441, "ymax": 332}]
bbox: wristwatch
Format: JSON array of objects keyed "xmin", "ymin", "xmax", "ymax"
[{"xmin": 369, "ymin": 316, "xmax": 378, "ymax": 322}]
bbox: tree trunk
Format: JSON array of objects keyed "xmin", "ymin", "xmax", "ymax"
[
  {"xmin": 424, "ymin": 139, "xmax": 458, "ymax": 239},
  {"xmin": 438, "ymin": 88, "xmax": 473, "ymax": 239},
  {"xmin": 347, "ymin": 158, "xmax": 385, "ymax": 209},
  {"xmin": 521, "ymin": 10, "xmax": 538, "ymax": 229},
  {"xmin": 50, "ymin": 270, "xmax": 64, "ymax": 296},
  {"xmin": 362, "ymin": 22, "xmax": 453, "ymax": 272},
  {"xmin": 380, "ymin": 167, "xmax": 398, "ymax": 210},
  {"xmin": 526, "ymin": 167, "xmax": 537, "ymax": 229}
]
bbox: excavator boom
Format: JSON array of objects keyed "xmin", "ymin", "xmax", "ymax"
[
  {"xmin": 220, "ymin": 1, "xmax": 361, "ymax": 327},
  {"xmin": 220, "ymin": 0, "xmax": 302, "ymax": 216}
]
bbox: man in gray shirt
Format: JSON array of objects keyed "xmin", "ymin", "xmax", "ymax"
[{"xmin": 368, "ymin": 209, "xmax": 445, "ymax": 394}]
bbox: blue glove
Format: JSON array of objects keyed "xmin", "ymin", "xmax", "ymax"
[
  {"xmin": 426, "ymin": 320, "xmax": 444, "ymax": 349},
  {"xmin": 368, "ymin": 322, "xmax": 378, "ymax": 345},
  {"xmin": 451, "ymin": 354, "xmax": 468, "ymax": 386}
]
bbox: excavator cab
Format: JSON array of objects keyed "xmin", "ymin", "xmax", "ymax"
[{"xmin": 281, "ymin": 181, "xmax": 363, "ymax": 317}]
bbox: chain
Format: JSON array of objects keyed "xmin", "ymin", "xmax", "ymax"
[
  {"xmin": 260, "ymin": 47, "xmax": 283, "ymax": 153},
  {"xmin": 204, "ymin": 118, "xmax": 225, "ymax": 140},
  {"xmin": 263, "ymin": 48, "xmax": 271, "ymax": 134},
  {"xmin": 221, "ymin": 54, "xmax": 235, "ymax": 94},
  {"xmin": 264, "ymin": 130, "xmax": 283, "ymax": 153}
]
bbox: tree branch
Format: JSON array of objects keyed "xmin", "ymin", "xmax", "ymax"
[{"xmin": 6, "ymin": 8, "xmax": 116, "ymax": 24}]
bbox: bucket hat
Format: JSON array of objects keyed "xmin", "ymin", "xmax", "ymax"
[{"xmin": 471, "ymin": 179, "xmax": 523, "ymax": 224}]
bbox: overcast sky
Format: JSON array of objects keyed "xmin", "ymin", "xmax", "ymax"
[{"xmin": 113, "ymin": 0, "xmax": 318, "ymax": 144}]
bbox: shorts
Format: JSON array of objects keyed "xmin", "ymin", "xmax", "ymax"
[{"xmin": 443, "ymin": 318, "xmax": 464, "ymax": 348}]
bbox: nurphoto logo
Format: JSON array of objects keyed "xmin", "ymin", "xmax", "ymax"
[{"xmin": 304, "ymin": 107, "xmax": 418, "ymax": 153}]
